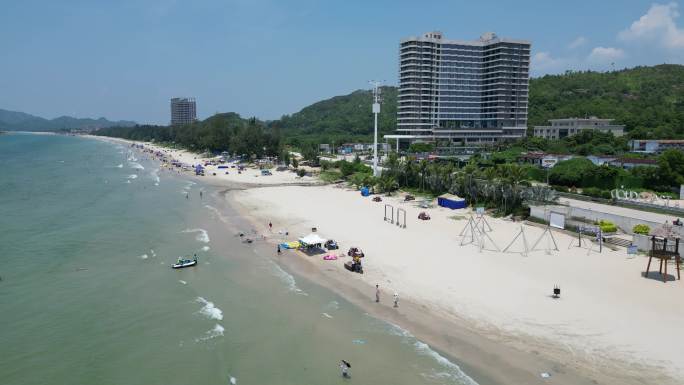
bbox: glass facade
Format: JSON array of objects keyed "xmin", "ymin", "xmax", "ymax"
[{"xmin": 397, "ymin": 32, "xmax": 530, "ymax": 144}]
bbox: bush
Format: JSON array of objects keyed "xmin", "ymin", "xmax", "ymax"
[
  {"xmin": 632, "ymin": 224, "xmax": 650, "ymax": 235},
  {"xmin": 551, "ymin": 185, "xmax": 569, "ymax": 193},
  {"xmin": 296, "ymin": 168, "xmax": 307, "ymax": 177},
  {"xmin": 597, "ymin": 220, "xmax": 618, "ymax": 233},
  {"xmin": 409, "ymin": 142, "xmax": 434, "ymax": 153},
  {"xmin": 582, "ymin": 187, "xmax": 612, "ymax": 199}
]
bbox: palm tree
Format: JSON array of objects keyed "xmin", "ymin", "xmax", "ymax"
[
  {"xmin": 377, "ymin": 176, "xmax": 399, "ymax": 195},
  {"xmin": 401, "ymin": 158, "xmax": 416, "ymax": 188},
  {"xmin": 418, "ymin": 160, "xmax": 429, "ymax": 191},
  {"xmin": 385, "ymin": 152, "xmax": 400, "ymax": 179}
]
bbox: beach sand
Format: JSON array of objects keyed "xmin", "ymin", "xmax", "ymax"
[
  {"xmin": 96, "ymin": 136, "xmax": 684, "ymax": 384},
  {"xmin": 92, "ymin": 136, "xmax": 319, "ymax": 187},
  {"xmin": 231, "ymin": 184, "xmax": 684, "ymax": 385}
]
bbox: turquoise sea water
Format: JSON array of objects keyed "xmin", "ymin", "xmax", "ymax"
[{"xmin": 0, "ymin": 133, "xmax": 480, "ymax": 385}]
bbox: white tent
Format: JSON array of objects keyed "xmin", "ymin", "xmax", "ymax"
[{"xmin": 299, "ymin": 233, "xmax": 327, "ymax": 246}]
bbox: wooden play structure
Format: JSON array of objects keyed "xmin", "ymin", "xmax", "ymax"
[{"xmin": 645, "ymin": 236, "xmax": 681, "ymax": 283}]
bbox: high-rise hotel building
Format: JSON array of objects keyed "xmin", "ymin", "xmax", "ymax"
[
  {"xmin": 170, "ymin": 97, "xmax": 197, "ymax": 125},
  {"xmin": 396, "ymin": 32, "xmax": 530, "ymax": 145}
]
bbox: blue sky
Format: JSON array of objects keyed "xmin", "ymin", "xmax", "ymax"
[{"xmin": 1, "ymin": 0, "xmax": 682, "ymax": 124}]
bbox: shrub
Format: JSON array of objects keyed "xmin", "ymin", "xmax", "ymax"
[
  {"xmin": 551, "ymin": 185, "xmax": 568, "ymax": 193},
  {"xmin": 582, "ymin": 187, "xmax": 612, "ymax": 199},
  {"xmin": 597, "ymin": 220, "xmax": 618, "ymax": 233},
  {"xmin": 296, "ymin": 168, "xmax": 307, "ymax": 177},
  {"xmin": 632, "ymin": 224, "xmax": 650, "ymax": 235}
]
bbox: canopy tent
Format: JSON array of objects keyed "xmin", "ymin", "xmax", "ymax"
[
  {"xmin": 299, "ymin": 233, "xmax": 327, "ymax": 246},
  {"xmin": 437, "ymin": 194, "xmax": 466, "ymax": 209}
]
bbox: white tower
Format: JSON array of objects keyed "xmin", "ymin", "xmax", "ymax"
[{"xmin": 370, "ymin": 81, "xmax": 382, "ymax": 177}]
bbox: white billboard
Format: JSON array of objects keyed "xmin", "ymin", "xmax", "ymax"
[{"xmin": 549, "ymin": 212, "xmax": 565, "ymax": 230}]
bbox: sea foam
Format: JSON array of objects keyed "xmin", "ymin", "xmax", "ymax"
[
  {"xmin": 196, "ymin": 297, "xmax": 223, "ymax": 320},
  {"xmin": 201, "ymin": 246, "xmax": 210, "ymax": 252},
  {"xmin": 269, "ymin": 261, "xmax": 307, "ymax": 295},
  {"xmin": 196, "ymin": 324, "xmax": 225, "ymax": 342},
  {"xmin": 383, "ymin": 321, "xmax": 479, "ymax": 385},
  {"xmin": 127, "ymin": 174, "xmax": 138, "ymax": 179},
  {"xmin": 151, "ymin": 169, "xmax": 160, "ymax": 184},
  {"xmin": 129, "ymin": 162, "xmax": 144, "ymax": 170},
  {"xmin": 183, "ymin": 228, "xmax": 210, "ymax": 243}
]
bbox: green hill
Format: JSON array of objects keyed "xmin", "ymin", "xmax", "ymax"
[
  {"xmin": 96, "ymin": 64, "xmax": 684, "ymax": 152},
  {"xmin": 269, "ymin": 86, "xmax": 397, "ymax": 144},
  {"xmin": 0, "ymin": 108, "xmax": 136, "ymax": 132},
  {"xmin": 273, "ymin": 64, "xmax": 684, "ymax": 142},
  {"xmin": 529, "ymin": 64, "xmax": 684, "ymax": 138}
]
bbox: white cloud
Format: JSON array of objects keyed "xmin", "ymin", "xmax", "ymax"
[
  {"xmin": 618, "ymin": 2, "xmax": 684, "ymax": 49},
  {"xmin": 568, "ymin": 36, "xmax": 587, "ymax": 49},
  {"xmin": 532, "ymin": 52, "xmax": 562, "ymax": 70},
  {"xmin": 587, "ymin": 47, "xmax": 625, "ymax": 62}
]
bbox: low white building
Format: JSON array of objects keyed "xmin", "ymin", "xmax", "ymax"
[
  {"xmin": 533, "ymin": 117, "xmax": 624, "ymax": 140},
  {"xmin": 629, "ymin": 139, "xmax": 684, "ymax": 154}
]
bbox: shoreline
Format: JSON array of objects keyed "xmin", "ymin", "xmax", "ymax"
[
  {"xmin": 226, "ymin": 187, "xmax": 671, "ymax": 385},
  {"xmin": 95, "ymin": 134, "xmax": 682, "ymax": 385}
]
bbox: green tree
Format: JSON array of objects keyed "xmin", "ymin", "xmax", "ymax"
[
  {"xmin": 657, "ymin": 149, "xmax": 684, "ymax": 187},
  {"xmin": 377, "ymin": 176, "xmax": 399, "ymax": 195}
]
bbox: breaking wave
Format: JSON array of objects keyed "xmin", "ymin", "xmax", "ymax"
[
  {"xmin": 269, "ymin": 261, "xmax": 307, "ymax": 295},
  {"xmin": 201, "ymin": 246, "xmax": 210, "ymax": 252},
  {"xmin": 183, "ymin": 228, "xmax": 210, "ymax": 243},
  {"xmin": 196, "ymin": 297, "xmax": 223, "ymax": 320},
  {"xmin": 129, "ymin": 162, "xmax": 144, "ymax": 170},
  {"xmin": 383, "ymin": 321, "xmax": 478, "ymax": 385},
  {"xmin": 196, "ymin": 324, "xmax": 224, "ymax": 342},
  {"xmin": 127, "ymin": 174, "xmax": 138, "ymax": 179}
]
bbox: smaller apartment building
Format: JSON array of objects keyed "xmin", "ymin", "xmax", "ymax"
[{"xmin": 533, "ymin": 117, "xmax": 624, "ymax": 140}]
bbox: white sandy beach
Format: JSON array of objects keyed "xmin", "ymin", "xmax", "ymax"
[
  {"xmin": 99, "ymin": 135, "xmax": 684, "ymax": 384},
  {"xmin": 93, "ymin": 136, "xmax": 319, "ymax": 186},
  {"xmin": 232, "ymin": 184, "xmax": 684, "ymax": 383}
]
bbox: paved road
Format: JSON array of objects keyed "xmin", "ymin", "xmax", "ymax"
[{"xmin": 560, "ymin": 198, "xmax": 682, "ymax": 224}]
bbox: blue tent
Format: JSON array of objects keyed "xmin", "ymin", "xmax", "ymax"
[
  {"xmin": 437, "ymin": 193, "xmax": 466, "ymax": 209},
  {"xmin": 360, "ymin": 187, "xmax": 370, "ymax": 197}
]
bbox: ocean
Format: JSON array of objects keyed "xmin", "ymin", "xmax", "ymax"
[{"xmin": 0, "ymin": 133, "xmax": 480, "ymax": 385}]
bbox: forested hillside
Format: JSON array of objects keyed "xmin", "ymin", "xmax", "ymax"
[
  {"xmin": 94, "ymin": 113, "xmax": 281, "ymax": 157},
  {"xmin": 269, "ymin": 86, "xmax": 397, "ymax": 144},
  {"xmin": 274, "ymin": 64, "xmax": 684, "ymax": 142},
  {"xmin": 96, "ymin": 65, "xmax": 684, "ymax": 151},
  {"xmin": 529, "ymin": 64, "xmax": 684, "ymax": 138}
]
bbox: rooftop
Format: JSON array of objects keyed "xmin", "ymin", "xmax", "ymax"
[{"xmin": 401, "ymin": 31, "xmax": 531, "ymax": 46}]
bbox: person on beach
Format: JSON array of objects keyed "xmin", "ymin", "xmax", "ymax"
[
  {"xmin": 375, "ymin": 284, "xmax": 380, "ymax": 303},
  {"xmin": 393, "ymin": 292, "xmax": 399, "ymax": 308},
  {"xmin": 199, "ymin": 191, "xmax": 203, "ymax": 199},
  {"xmin": 186, "ymin": 193, "xmax": 189, "ymax": 199},
  {"xmin": 269, "ymin": 221, "xmax": 272, "ymax": 231},
  {"xmin": 277, "ymin": 244, "xmax": 281, "ymax": 254}
]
